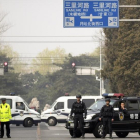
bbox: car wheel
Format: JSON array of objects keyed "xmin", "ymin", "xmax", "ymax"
[
  {"xmin": 48, "ymin": 117, "xmax": 57, "ymax": 126},
  {"xmin": 93, "ymin": 122, "xmax": 105, "ymax": 138},
  {"xmin": 24, "ymin": 118, "xmax": 34, "ymax": 127},
  {"xmin": 115, "ymin": 132, "xmax": 129, "ymax": 138},
  {"xmin": 69, "ymin": 129, "xmax": 82, "ymax": 138}
]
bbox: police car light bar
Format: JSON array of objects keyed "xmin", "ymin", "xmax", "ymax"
[{"xmin": 102, "ymin": 93, "xmax": 124, "ymax": 97}]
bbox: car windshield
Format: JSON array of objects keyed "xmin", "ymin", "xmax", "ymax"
[
  {"xmin": 50, "ymin": 101, "xmax": 56, "ymax": 108},
  {"xmin": 88, "ymin": 99, "xmax": 116, "ymax": 111},
  {"xmin": 24, "ymin": 101, "xmax": 30, "ymax": 109}
]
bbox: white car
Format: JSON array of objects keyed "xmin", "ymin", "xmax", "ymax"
[
  {"xmin": 41, "ymin": 95, "xmax": 102, "ymax": 126},
  {"xmin": 0, "ymin": 95, "xmax": 41, "ymax": 127}
]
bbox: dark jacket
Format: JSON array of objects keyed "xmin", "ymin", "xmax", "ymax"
[
  {"xmin": 70, "ymin": 101, "xmax": 87, "ymax": 117},
  {"xmin": 119, "ymin": 107, "xmax": 128, "ymax": 114},
  {"xmin": 100, "ymin": 105, "xmax": 114, "ymax": 119}
]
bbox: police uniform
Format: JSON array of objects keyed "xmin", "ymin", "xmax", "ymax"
[
  {"xmin": 100, "ymin": 99, "xmax": 114, "ymax": 139},
  {"xmin": 0, "ymin": 98, "xmax": 12, "ymax": 138},
  {"xmin": 70, "ymin": 95, "xmax": 87, "ymax": 138}
]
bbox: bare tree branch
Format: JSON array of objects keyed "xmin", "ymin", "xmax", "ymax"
[{"xmin": 0, "ymin": 12, "xmax": 11, "ymax": 35}]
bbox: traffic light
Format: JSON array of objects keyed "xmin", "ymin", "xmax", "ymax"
[
  {"xmin": 4, "ymin": 62, "xmax": 8, "ymax": 72},
  {"xmin": 72, "ymin": 63, "xmax": 76, "ymax": 73}
]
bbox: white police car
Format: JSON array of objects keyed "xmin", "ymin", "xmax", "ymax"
[
  {"xmin": 0, "ymin": 95, "xmax": 41, "ymax": 127},
  {"xmin": 66, "ymin": 93, "xmax": 140, "ymax": 138},
  {"xmin": 41, "ymin": 96, "xmax": 102, "ymax": 126}
]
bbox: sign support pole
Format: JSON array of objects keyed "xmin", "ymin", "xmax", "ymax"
[{"xmin": 100, "ymin": 37, "xmax": 102, "ymax": 96}]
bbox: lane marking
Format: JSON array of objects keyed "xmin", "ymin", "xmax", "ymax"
[
  {"xmin": 36, "ymin": 124, "xmax": 41, "ymax": 140},
  {"xmin": 53, "ymin": 133, "xmax": 69, "ymax": 135}
]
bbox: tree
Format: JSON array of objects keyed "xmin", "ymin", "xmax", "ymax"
[
  {"xmin": 0, "ymin": 11, "xmax": 26, "ymax": 96},
  {"xmin": 21, "ymin": 54, "xmax": 102, "ymax": 108},
  {"xmin": 47, "ymin": 54, "xmax": 100, "ymax": 103},
  {"xmin": 32, "ymin": 47, "xmax": 66, "ymax": 75},
  {"xmin": 0, "ymin": 45, "xmax": 24, "ymax": 73},
  {"xmin": 0, "ymin": 12, "xmax": 10, "ymax": 35},
  {"xmin": 102, "ymin": 0, "xmax": 140, "ymax": 95}
]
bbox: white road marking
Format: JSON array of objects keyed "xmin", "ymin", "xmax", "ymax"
[
  {"xmin": 45, "ymin": 123, "xmax": 67, "ymax": 130},
  {"xmin": 53, "ymin": 134, "xmax": 69, "ymax": 135}
]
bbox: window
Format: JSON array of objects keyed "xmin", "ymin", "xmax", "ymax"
[
  {"xmin": 113, "ymin": 101, "xmax": 127, "ymax": 108},
  {"xmin": 54, "ymin": 102, "xmax": 64, "ymax": 110},
  {"xmin": 89, "ymin": 99, "xmax": 116, "ymax": 111},
  {"xmin": 82, "ymin": 99, "xmax": 95, "ymax": 108},
  {"xmin": 16, "ymin": 102, "xmax": 25, "ymax": 110},
  {"xmin": 128, "ymin": 100, "xmax": 138, "ymax": 110},
  {"xmin": 68, "ymin": 99, "xmax": 76, "ymax": 108},
  {"xmin": 0, "ymin": 99, "xmax": 12, "ymax": 109}
]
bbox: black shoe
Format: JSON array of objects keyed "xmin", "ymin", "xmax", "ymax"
[
  {"xmin": 0, "ymin": 136, "xmax": 3, "ymax": 138},
  {"xmin": 7, "ymin": 136, "xmax": 11, "ymax": 138},
  {"xmin": 71, "ymin": 135, "xmax": 76, "ymax": 138},
  {"xmin": 110, "ymin": 136, "xmax": 113, "ymax": 139},
  {"xmin": 82, "ymin": 134, "xmax": 85, "ymax": 139}
]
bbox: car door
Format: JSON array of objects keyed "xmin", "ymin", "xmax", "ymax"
[
  {"xmin": 13, "ymin": 102, "xmax": 26, "ymax": 123},
  {"xmin": 127, "ymin": 99, "xmax": 140, "ymax": 129},
  {"xmin": 54, "ymin": 102, "xmax": 67, "ymax": 122},
  {"xmin": 112, "ymin": 100, "xmax": 130, "ymax": 130}
]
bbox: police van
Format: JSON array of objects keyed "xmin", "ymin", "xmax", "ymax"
[
  {"xmin": 41, "ymin": 96, "xmax": 102, "ymax": 126},
  {"xmin": 0, "ymin": 95, "xmax": 41, "ymax": 127},
  {"xmin": 66, "ymin": 93, "xmax": 140, "ymax": 138}
]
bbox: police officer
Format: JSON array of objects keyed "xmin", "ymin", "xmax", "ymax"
[
  {"xmin": 0, "ymin": 98, "xmax": 12, "ymax": 138},
  {"xmin": 70, "ymin": 95, "xmax": 87, "ymax": 139},
  {"xmin": 99, "ymin": 98, "xmax": 114, "ymax": 139},
  {"xmin": 119, "ymin": 101, "xmax": 128, "ymax": 114}
]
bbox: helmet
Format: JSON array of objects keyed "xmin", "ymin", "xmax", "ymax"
[
  {"xmin": 105, "ymin": 98, "xmax": 110, "ymax": 102},
  {"xmin": 76, "ymin": 94, "xmax": 81, "ymax": 98}
]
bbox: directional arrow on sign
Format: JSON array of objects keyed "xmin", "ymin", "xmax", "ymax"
[{"xmin": 80, "ymin": 14, "xmax": 102, "ymax": 22}]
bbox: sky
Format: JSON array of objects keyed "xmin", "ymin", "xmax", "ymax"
[{"xmin": 0, "ymin": 0, "xmax": 101, "ymax": 56}]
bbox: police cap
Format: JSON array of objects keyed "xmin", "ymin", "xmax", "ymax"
[
  {"xmin": 76, "ymin": 94, "xmax": 82, "ymax": 98},
  {"xmin": 105, "ymin": 98, "xmax": 110, "ymax": 102},
  {"xmin": 1, "ymin": 98, "xmax": 6, "ymax": 101}
]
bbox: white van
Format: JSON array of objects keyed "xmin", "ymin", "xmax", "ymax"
[
  {"xmin": 0, "ymin": 96, "xmax": 41, "ymax": 127},
  {"xmin": 41, "ymin": 96, "xmax": 102, "ymax": 126}
]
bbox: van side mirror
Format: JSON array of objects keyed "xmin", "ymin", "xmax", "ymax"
[{"xmin": 114, "ymin": 108, "xmax": 119, "ymax": 111}]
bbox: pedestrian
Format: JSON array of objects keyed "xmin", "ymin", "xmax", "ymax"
[
  {"xmin": 99, "ymin": 98, "xmax": 114, "ymax": 139},
  {"xmin": 119, "ymin": 101, "xmax": 128, "ymax": 114},
  {"xmin": 70, "ymin": 95, "xmax": 87, "ymax": 139},
  {"xmin": 0, "ymin": 98, "xmax": 12, "ymax": 138}
]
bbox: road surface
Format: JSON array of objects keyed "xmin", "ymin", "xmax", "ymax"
[{"xmin": 2, "ymin": 123, "xmax": 140, "ymax": 140}]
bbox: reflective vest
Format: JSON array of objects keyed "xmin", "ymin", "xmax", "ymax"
[{"xmin": 0, "ymin": 103, "xmax": 12, "ymax": 122}]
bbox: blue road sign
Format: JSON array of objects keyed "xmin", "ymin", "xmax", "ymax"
[{"xmin": 63, "ymin": 0, "xmax": 119, "ymax": 28}]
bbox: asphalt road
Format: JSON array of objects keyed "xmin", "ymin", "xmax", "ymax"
[{"xmin": 1, "ymin": 123, "xmax": 140, "ymax": 140}]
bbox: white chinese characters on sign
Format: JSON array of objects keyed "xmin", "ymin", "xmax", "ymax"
[
  {"xmin": 130, "ymin": 114, "xmax": 139, "ymax": 119},
  {"xmin": 80, "ymin": 21, "xmax": 103, "ymax": 27},
  {"xmin": 105, "ymin": 3, "xmax": 111, "ymax": 8},
  {"xmin": 78, "ymin": 2, "xmax": 83, "ymax": 8},
  {"xmin": 84, "ymin": 3, "xmax": 89, "ymax": 8},
  {"xmin": 112, "ymin": 3, "xmax": 117, "ymax": 8},
  {"xmin": 99, "ymin": 2, "xmax": 104, "ymax": 8},
  {"xmin": 105, "ymin": 2, "xmax": 117, "ymax": 9},
  {"xmin": 72, "ymin": 2, "xmax": 77, "ymax": 8}
]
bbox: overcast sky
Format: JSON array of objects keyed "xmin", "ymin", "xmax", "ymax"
[{"xmin": 0, "ymin": 0, "xmax": 101, "ymax": 56}]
